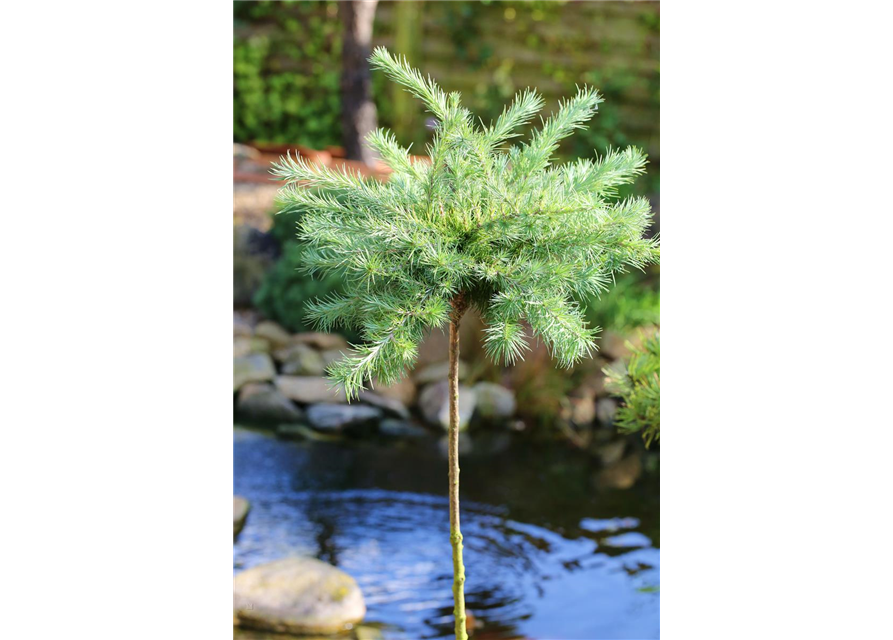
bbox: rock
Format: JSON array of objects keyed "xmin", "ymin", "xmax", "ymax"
[
  {"xmin": 234, "ymin": 353, "xmax": 276, "ymax": 391},
  {"xmin": 597, "ymin": 453, "xmax": 643, "ymax": 490},
  {"xmin": 567, "ymin": 395, "xmax": 596, "ymax": 425},
  {"xmin": 437, "ymin": 432, "xmax": 473, "ymax": 457},
  {"xmin": 234, "ymin": 496, "xmax": 250, "ymax": 538},
  {"xmin": 306, "ymin": 403, "xmax": 383, "ymax": 432},
  {"xmin": 358, "ymin": 390, "xmax": 410, "ymax": 419},
  {"xmin": 372, "ymin": 376, "xmax": 416, "ymax": 406},
  {"xmin": 278, "ymin": 344, "xmax": 327, "ymax": 376},
  {"xmin": 414, "ymin": 360, "xmax": 468, "ymax": 385},
  {"xmin": 574, "ymin": 372, "xmax": 606, "ymax": 400},
  {"xmin": 237, "ymin": 383, "xmax": 303, "ymax": 423},
  {"xmin": 320, "ymin": 348, "xmax": 349, "ymax": 368},
  {"xmin": 379, "ymin": 419, "xmax": 429, "ymax": 438},
  {"xmin": 596, "ymin": 440, "xmax": 627, "ymax": 466},
  {"xmin": 291, "ymin": 332, "xmax": 349, "ymax": 351},
  {"xmin": 473, "ymin": 382, "xmax": 516, "ymax": 420},
  {"xmin": 233, "ymin": 557, "xmax": 366, "ymax": 635},
  {"xmin": 600, "ymin": 331, "xmax": 633, "ymax": 361},
  {"xmin": 275, "ymin": 376, "xmax": 347, "ymax": 404},
  {"xmin": 254, "ymin": 321, "xmax": 292, "ymax": 349},
  {"xmin": 234, "ymin": 313, "xmax": 254, "ymax": 338},
  {"xmin": 234, "ymin": 337, "xmax": 271, "ymax": 358},
  {"xmin": 596, "ymin": 397, "xmax": 619, "ymax": 426},
  {"xmin": 418, "ymin": 380, "xmax": 476, "ymax": 430}
]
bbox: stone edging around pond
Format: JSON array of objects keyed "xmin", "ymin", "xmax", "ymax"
[
  {"xmin": 234, "ymin": 311, "xmax": 650, "ymax": 489},
  {"xmin": 235, "ymin": 314, "xmax": 518, "ymax": 437}
]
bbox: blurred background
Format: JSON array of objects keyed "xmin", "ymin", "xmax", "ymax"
[{"xmin": 233, "ymin": 2, "xmax": 659, "ymax": 639}]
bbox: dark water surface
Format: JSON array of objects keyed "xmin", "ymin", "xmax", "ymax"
[{"xmin": 234, "ymin": 426, "xmax": 659, "ymax": 640}]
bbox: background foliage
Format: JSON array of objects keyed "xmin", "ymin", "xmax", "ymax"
[
  {"xmin": 253, "ymin": 206, "xmax": 351, "ymax": 335},
  {"xmin": 234, "ymin": 1, "xmax": 341, "ymax": 148},
  {"xmin": 233, "ymin": 0, "xmax": 659, "ymax": 192},
  {"xmin": 604, "ymin": 333, "xmax": 661, "ymax": 445}
]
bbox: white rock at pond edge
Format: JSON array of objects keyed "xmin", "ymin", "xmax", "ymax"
[
  {"xmin": 473, "ymin": 382, "xmax": 516, "ymax": 420},
  {"xmin": 233, "ymin": 557, "xmax": 365, "ymax": 635},
  {"xmin": 418, "ymin": 380, "xmax": 476, "ymax": 430}
]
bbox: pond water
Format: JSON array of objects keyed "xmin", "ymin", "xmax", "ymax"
[{"xmin": 234, "ymin": 426, "xmax": 659, "ymax": 640}]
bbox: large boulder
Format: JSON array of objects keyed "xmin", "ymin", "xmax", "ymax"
[
  {"xmin": 237, "ymin": 383, "xmax": 303, "ymax": 423},
  {"xmin": 275, "ymin": 376, "xmax": 347, "ymax": 404},
  {"xmin": 418, "ymin": 380, "xmax": 476, "ymax": 431},
  {"xmin": 306, "ymin": 403, "xmax": 383, "ymax": 433},
  {"xmin": 234, "ymin": 353, "xmax": 276, "ymax": 391},
  {"xmin": 234, "ymin": 496, "xmax": 250, "ymax": 539},
  {"xmin": 233, "ymin": 557, "xmax": 366, "ymax": 635},
  {"xmin": 473, "ymin": 382, "xmax": 516, "ymax": 420}
]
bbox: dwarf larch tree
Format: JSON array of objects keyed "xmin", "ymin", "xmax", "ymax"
[{"xmin": 272, "ymin": 47, "xmax": 659, "ymax": 640}]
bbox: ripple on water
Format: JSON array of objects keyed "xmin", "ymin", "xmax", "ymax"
[{"xmin": 234, "ymin": 427, "xmax": 659, "ymax": 640}]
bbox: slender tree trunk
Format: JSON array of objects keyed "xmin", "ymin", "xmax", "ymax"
[
  {"xmin": 339, "ymin": 0, "xmax": 378, "ymax": 166},
  {"xmin": 448, "ymin": 294, "xmax": 469, "ymax": 640}
]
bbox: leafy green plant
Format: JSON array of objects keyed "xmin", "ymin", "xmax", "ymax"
[
  {"xmin": 271, "ymin": 47, "xmax": 659, "ymax": 640},
  {"xmin": 585, "ymin": 267, "xmax": 660, "ymax": 333},
  {"xmin": 252, "ymin": 205, "xmax": 359, "ymax": 338},
  {"xmin": 233, "ymin": 1, "xmax": 344, "ymax": 147},
  {"xmin": 604, "ymin": 332, "xmax": 661, "ymax": 446}
]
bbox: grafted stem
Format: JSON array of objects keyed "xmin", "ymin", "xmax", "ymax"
[{"xmin": 448, "ymin": 293, "xmax": 468, "ymax": 640}]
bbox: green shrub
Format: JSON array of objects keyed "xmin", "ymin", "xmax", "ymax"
[
  {"xmin": 585, "ymin": 267, "xmax": 660, "ymax": 334},
  {"xmin": 233, "ymin": 1, "xmax": 345, "ymax": 147},
  {"xmin": 603, "ymin": 333, "xmax": 660, "ymax": 446},
  {"xmin": 252, "ymin": 207, "xmax": 350, "ymax": 334}
]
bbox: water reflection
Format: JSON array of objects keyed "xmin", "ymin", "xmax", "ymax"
[{"xmin": 234, "ymin": 427, "xmax": 659, "ymax": 640}]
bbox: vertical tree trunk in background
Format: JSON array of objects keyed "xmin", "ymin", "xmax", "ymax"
[
  {"xmin": 339, "ymin": 0, "xmax": 379, "ymax": 166},
  {"xmin": 392, "ymin": 0, "xmax": 421, "ymax": 145},
  {"xmin": 448, "ymin": 294, "xmax": 469, "ymax": 640}
]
